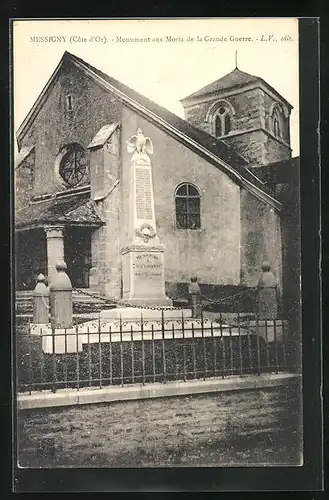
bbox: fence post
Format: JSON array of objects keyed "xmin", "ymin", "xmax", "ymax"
[
  {"xmin": 49, "ymin": 260, "xmax": 73, "ymax": 330},
  {"xmin": 257, "ymin": 261, "xmax": 278, "ymax": 320},
  {"xmin": 188, "ymin": 276, "xmax": 201, "ymax": 318},
  {"xmin": 33, "ymin": 274, "xmax": 49, "ymax": 324}
]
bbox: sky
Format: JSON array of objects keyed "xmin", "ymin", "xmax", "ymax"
[{"xmin": 13, "ymin": 18, "xmax": 299, "ymax": 156}]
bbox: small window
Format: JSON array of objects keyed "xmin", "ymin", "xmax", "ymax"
[
  {"xmin": 175, "ymin": 183, "xmax": 201, "ymax": 230},
  {"xmin": 66, "ymin": 95, "xmax": 73, "ymax": 111}
]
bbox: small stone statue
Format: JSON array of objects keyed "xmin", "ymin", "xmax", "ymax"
[
  {"xmin": 126, "ymin": 127, "xmax": 153, "ymax": 155},
  {"xmin": 257, "ymin": 261, "xmax": 278, "ymax": 320},
  {"xmin": 189, "ymin": 276, "xmax": 202, "ymax": 318}
]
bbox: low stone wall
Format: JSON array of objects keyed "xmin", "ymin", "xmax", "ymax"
[{"xmin": 17, "ymin": 377, "xmax": 302, "ymax": 467}]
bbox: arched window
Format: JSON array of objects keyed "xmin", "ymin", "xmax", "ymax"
[
  {"xmin": 175, "ymin": 183, "xmax": 201, "ymax": 230},
  {"xmin": 271, "ymin": 106, "xmax": 283, "ymax": 139},
  {"xmin": 212, "ymin": 105, "xmax": 232, "ymax": 138},
  {"xmin": 58, "ymin": 143, "xmax": 88, "ymax": 187}
]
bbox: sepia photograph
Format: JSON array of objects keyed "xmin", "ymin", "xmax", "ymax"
[{"xmin": 13, "ymin": 18, "xmax": 306, "ymax": 473}]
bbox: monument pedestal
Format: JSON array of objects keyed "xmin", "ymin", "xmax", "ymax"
[{"xmin": 122, "ymin": 244, "xmax": 172, "ymax": 306}]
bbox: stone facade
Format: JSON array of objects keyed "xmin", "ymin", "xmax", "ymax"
[{"xmin": 15, "ymin": 149, "xmax": 35, "ymax": 211}]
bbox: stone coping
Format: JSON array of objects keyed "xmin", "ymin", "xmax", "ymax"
[
  {"xmin": 17, "ymin": 373, "xmax": 301, "ymax": 410},
  {"xmin": 30, "ymin": 319, "xmax": 248, "ymax": 354}
]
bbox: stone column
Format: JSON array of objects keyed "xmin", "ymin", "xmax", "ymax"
[
  {"xmin": 44, "ymin": 225, "xmax": 65, "ymax": 285},
  {"xmin": 257, "ymin": 261, "xmax": 278, "ymax": 320}
]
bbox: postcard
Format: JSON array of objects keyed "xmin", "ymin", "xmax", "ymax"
[{"xmin": 11, "ymin": 17, "xmax": 322, "ymax": 492}]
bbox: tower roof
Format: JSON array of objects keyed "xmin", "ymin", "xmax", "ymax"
[
  {"xmin": 182, "ymin": 68, "xmax": 259, "ymax": 100},
  {"xmin": 181, "ymin": 67, "xmax": 292, "ymax": 109}
]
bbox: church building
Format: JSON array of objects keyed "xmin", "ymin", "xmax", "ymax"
[{"xmin": 15, "ymin": 51, "xmax": 300, "ymax": 317}]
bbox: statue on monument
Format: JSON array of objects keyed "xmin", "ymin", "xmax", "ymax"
[{"xmin": 126, "ymin": 127, "xmax": 154, "ymax": 156}]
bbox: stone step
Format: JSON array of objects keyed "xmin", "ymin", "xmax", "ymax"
[{"xmin": 99, "ymin": 307, "xmax": 192, "ymax": 321}]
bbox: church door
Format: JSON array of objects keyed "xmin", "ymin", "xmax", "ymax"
[{"xmin": 64, "ymin": 227, "xmax": 92, "ymax": 288}]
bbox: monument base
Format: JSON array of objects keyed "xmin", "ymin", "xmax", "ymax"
[
  {"xmin": 100, "ymin": 307, "xmax": 189, "ymax": 321},
  {"xmin": 120, "ymin": 297, "xmax": 173, "ymax": 307},
  {"xmin": 122, "ymin": 244, "xmax": 172, "ymax": 307}
]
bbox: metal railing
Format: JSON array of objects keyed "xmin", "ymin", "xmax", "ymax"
[{"xmin": 17, "ymin": 312, "xmax": 299, "ymax": 394}]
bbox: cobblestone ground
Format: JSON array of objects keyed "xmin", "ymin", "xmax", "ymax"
[{"xmin": 17, "ymin": 381, "xmax": 302, "ymax": 468}]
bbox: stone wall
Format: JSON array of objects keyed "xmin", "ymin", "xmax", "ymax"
[
  {"xmin": 17, "ymin": 380, "xmax": 302, "ymax": 467},
  {"xmin": 240, "ymin": 188, "xmax": 283, "ymax": 295},
  {"xmin": 15, "ymin": 161, "xmax": 34, "ymax": 211},
  {"xmin": 18, "ymin": 59, "xmax": 122, "ymax": 197},
  {"xmin": 279, "ymin": 175, "xmax": 301, "ymax": 335},
  {"xmin": 224, "ymin": 129, "xmax": 267, "ymax": 165},
  {"xmin": 121, "ymin": 107, "xmax": 241, "ymax": 287},
  {"xmin": 90, "ymin": 128, "xmax": 122, "ymax": 298},
  {"xmin": 263, "ymin": 134, "xmax": 292, "ymax": 164}
]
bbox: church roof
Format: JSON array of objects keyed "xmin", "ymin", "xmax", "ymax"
[
  {"xmin": 181, "ymin": 67, "xmax": 292, "ymax": 108},
  {"xmin": 15, "ymin": 192, "xmax": 104, "ymax": 230},
  {"xmin": 16, "ymin": 51, "xmax": 282, "ymax": 211},
  {"xmin": 249, "ymin": 157, "xmax": 300, "ymax": 185}
]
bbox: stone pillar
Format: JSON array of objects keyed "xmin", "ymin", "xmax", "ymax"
[
  {"xmin": 49, "ymin": 261, "xmax": 73, "ymax": 329},
  {"xmin": 188, "ymin": 276, "xmax": 202, "ymax": 318},
  {"xmin": 33, "ymin": 274, "xmax": 49, "ymax": 324},
  {"xmin": 44, "ymin": 225, "xmax": 65, "ymax": 285},
  {"xmin": 257, "ymin": 261, "xmax": 278, "ymax": 320},
  {"xmin": 121, "ymin": 128, "xmax": 172, "ymax": 306}
]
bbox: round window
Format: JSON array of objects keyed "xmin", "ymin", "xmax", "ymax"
[{"xmin": 59, "ymin": 144, "xmax": 87, "ymax": 187}]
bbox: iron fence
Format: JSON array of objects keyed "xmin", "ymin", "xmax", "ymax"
[{"xmin": 17, "ymin": 313, "xmax": 299, "ymax": 394}]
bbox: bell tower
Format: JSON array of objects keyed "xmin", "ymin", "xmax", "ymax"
[{"xmin": 180, "ymin": 65, "xmax": 293, "ymax": 166}]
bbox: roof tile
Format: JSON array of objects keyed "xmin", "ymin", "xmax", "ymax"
[{"xmin": 181, "ymin": 68, "xmax": 260, "ymax": 101}]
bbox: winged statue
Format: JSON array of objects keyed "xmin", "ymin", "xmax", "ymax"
[{"xmin": 126, "ymin": 128, "xmax": 153, "ymax": 155}]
